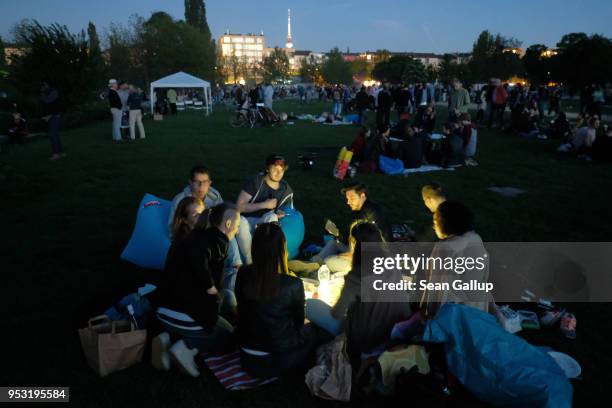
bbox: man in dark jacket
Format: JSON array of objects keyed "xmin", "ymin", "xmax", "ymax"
[
  {"xmin": 355, "ymin": 86, "xmax": 370, "ymax": 125},
  {"xmin": 312, "ymin": 181, "xmax": 392, "ymax": 274},
  {"xmin": 153, "ymin": 203, "xmax": 241, "ymax": 377},
  {"xmin": 108, "ymin": 79, "xmax": 123, "ymax": 141},
  {"xmin": 376, "ymin": 85, "xmax": 393, "ymax": 127},
  {"xmin": 40, "ymin": 80, "xmax": 64, "ymax": 160}
]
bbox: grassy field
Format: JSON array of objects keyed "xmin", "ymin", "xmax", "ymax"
[{"xmin": 1, "ymin": 100, "xmax": 611, "ymax": 407}]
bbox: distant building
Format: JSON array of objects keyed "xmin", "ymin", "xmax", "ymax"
[
  {"xmin": 218, "ymin": 32, "xmax": 266, "ymax": 83},
  {"xmin": 218, "ymin": 32, "xmax": 266, "ymax": 65}
]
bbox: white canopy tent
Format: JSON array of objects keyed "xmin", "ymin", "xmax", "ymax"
[{"xmin": 149, "ymin": 71, "xmax": 212, "ymax": 115}]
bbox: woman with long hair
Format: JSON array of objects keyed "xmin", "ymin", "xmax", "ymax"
[
  {"xmin": 170, "ymin": 197, "xmax": 205, "ymax": 244},
  {"xmin": 235, "ymin": 222, "xmax": 324, "ymax": 378},
  {"xmin": 306, "ymin": 221, "xmax": 412, "ymax": 366}
]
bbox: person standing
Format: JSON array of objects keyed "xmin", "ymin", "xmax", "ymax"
[
  {"xmin": 40, "ymin": 80, "xmax": 64, "ymax": 160},
  {"xmin": 263, "ymin": 82, "xmax": 274, "ymax": 110},
  {"xmin": 448, "ymin": 79, "xmax": 470, "ymax": 121},
  {"xmin": 332, "ymin": 85, "xmax": 342, "ymax": 116},
  {"xmin": 127, "ymin": 86, "xmax": 146, "ymax": 140},
  {"xmin": 108, "ymin": 79, "xmax": 122, "ymax": 141},
  {"xmin": 167, "ymin": 88, "xmax": 178, "ymax": 114},
  {"xmin": 376, "ymin": 84, "xmax": 393, "ymax": 127},
  {"xmin": 355, "ymin": 86, "xmax": 370, "ymax": 125}
]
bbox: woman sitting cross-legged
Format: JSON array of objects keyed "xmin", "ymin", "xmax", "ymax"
[
  {"xmin": 235, "ymin": 222, "xmax": 330, "ymax": 378},
  {"xmin": 306, "ymin": 221, "xmax": 412, "ymax": 367}
]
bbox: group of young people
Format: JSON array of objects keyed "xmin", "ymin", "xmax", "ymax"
[
  {"xmin": 348, "ymin": 107, "xmax": 477, "ymax": 173},
  {"xmin": 149, "ymin": 155, "xmax": 488, "ymax": 381}
]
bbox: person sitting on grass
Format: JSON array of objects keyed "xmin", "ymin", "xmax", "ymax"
[
  {"xmin": 169, "ymin": 197, "xmax": 205, "ymax": 248},
  {"xmin": 236, "ymin": 154, "xmax": 294, "ymax": 265},
  {"xmin": 349, "ymin": 126, "xmax": 371, "ymax": 163},
  {"xmin": 418, "ymin": 183, "xmax": 447, "ymax": 242},
  {"xmin": 546, "ymin": 112, "xmax": 571, "ymax": 141},
  {"xmin": 7, "ymin": 112, "xmax": 28, "ymax": 144},
  {"xmin": 397, "ymin": 125, "xmax": 425, "ymax": 169},
  {"xmin": 459, "ymin": 113, "xmax": 478, "ymax": 165},
  {"xmin": 168, "ymin": 165, "xmax": 242, "ymax": 293},
  {"xmin": 421, "ymin": 200, "xmax": 490, "ymax": 317},
  {"xmin": 235, "ymin": 223, "xmax": 328, "ymax": 378},
  {"xmin": 306, "ymin": 221, "xmax": 412, "ymax": 368},
  {"xmin": 572, "ymin": 117, "xmax": 599, "ymax": 159},
  {"xmin": 310, "ymin": 181, "xmax": 392, "ymax": 275},
  {"xmin": 152, "ymin": 203, "xmax": 241, "ymax": 377},
  {"xmin": 360, "ymin": 124, "xmax": 391, "ymax": 173},
  {"xmin": 440, "ymin": 121, "xmax": 465, "ymax": 167}
]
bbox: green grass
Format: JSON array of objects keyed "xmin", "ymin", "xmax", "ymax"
[{"xmin": 1, "ymin": 100, "xmax": 611, "ymax": 406}]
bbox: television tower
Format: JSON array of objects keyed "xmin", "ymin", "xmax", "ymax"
[{"xmin": 286, "ymin": 8, "xmax": 293, "ymax": 49}]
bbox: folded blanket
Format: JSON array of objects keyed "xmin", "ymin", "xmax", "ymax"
[{"xmin": 201, "ymin": 350, "xmax": 279, "ymax": 390}]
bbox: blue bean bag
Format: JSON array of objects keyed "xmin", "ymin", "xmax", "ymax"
[
  {"xmin": 379, "ymin": 155, "xmax": 404, "ymax": 175},
  {"xmin": 121, "ymin": 194, "xmax": 171, "ymax": 270},
  {"xmin": 279, "ymin": 208, "xmax": 305, "ymax": 259}
]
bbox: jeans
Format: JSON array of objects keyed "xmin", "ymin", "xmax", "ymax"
[
  {"xmin": 222, "ymin": 238, "xmax": 241, "ymax": 291},
  {"xmin": 160, "ymin": 315, "xmax": 234, "ymax": 352},
  {"xmin": 358, "ymin": 108, "xmax": 367, "ymax": 125},
  {"xmin": 333, "ymin": 101, "xmax": 342, "ymax": 116},
  {"xmin": 129, "ymin": 109, "xmax": 146, "ymax": 139},
  {"xmin": 314, "ymin": 240, "xmax": 351, "ymax": 275},
  {"xmin": 47, "ymin": 115, "xmax": 63, "ymax": 154},
  {"xmin": 305, "ymin": 298, "xmax": 343, "ymax": 335},
  {"xmin": 110, "ymin": 108, "xmax": 122, "ymax": 140},
  {"xmin": 236, "ymin": 211, "xmax": 279, "ymax": 264}
]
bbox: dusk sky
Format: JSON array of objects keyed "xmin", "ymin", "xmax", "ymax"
[{"xmin": 2, "ymin": 0, "xmax": 612, "ymax": 53}]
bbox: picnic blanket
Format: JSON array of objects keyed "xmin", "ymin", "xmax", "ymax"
[
  {"xmin": 402, "ymin": 165, "xmax": 457, "ymax": 175},
  {"xmin": 201, "ymin": 350, "xmax": 279, "ymax": 390}
]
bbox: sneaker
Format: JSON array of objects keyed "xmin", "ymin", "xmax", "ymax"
[
  {"xmin": 151, "ymin": 332, "xmax": 171, "ymax": 371},
  {"xmin": 560, "ymin": 313, "xmax": 577, "ymax": 339},
  {"xmin": 169, "ymin": 340, "xmax": 200, "ymax": 377},
  {"xmin": 49, "ymin": 153, "xmax": 62, "ymax": 160}
]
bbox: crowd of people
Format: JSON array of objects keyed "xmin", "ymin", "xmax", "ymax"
[{"xmin": 147, "ymin": 154, "xmax": 487, "ymax": 387}]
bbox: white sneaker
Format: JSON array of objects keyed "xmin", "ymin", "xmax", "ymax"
[
  {"xmin": 151, "ymin": 332, "xmax": 171, "ymax": 371},
  {"xmin": 169, "ymin": 340, "xmax": 200, "ymax": 377}
]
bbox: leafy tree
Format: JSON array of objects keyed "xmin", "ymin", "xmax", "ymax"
[
  {"xmin": 372, "ymin": 55, "xmax": 426, "ymax": 83},
  {"xmin": 469, "ymin": 30, "xmax": 523, "ymax": 81},
  {"xmin": 375, "ymin": 49, "xmax": 391, "ymax": 63},
  {"xmin": 437, "ymin": 54, "xmax": 471, "ymax": 84},
  {"xmin": 350, "ymin": 58, "xmax": 372, "ymax": 80},
  {"xmin": 553, "ymin": 33, "xmax": 612, "ymax": 87},
  {"xmin": 106, "ymin": 21, "xmax": 137, "ymax": 83},
  {"xmin": 321, "ymin": 48, "xmax": 352, "ymax": 84},
  {"xmin": 184, "ymin": 0, "xmax": 216, "ymax": 81},
  {"xmin": 299, "ymin": 55, "xmax": 322, "ymax": 83},
  {"xmin": 0, "ymin": 35, "xmax": 6, "ymax": 72},
  {"xmin": 401, "ymin": 58, "xmax": 427, "ymax": 84},
  {"xmin": 522, "ymin": 44, "xmax": 551, "ymax": 84},
  {"xmin": 261, "ymin": 47, "xmax": 289, "ymax": 83},
  {"xmin": 86, "ymin": 22, "xmax": 106, "ymax": 83},
  {"xmin": 9, "ymin": 20, "xmax": 101, "ymax": 107}
]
